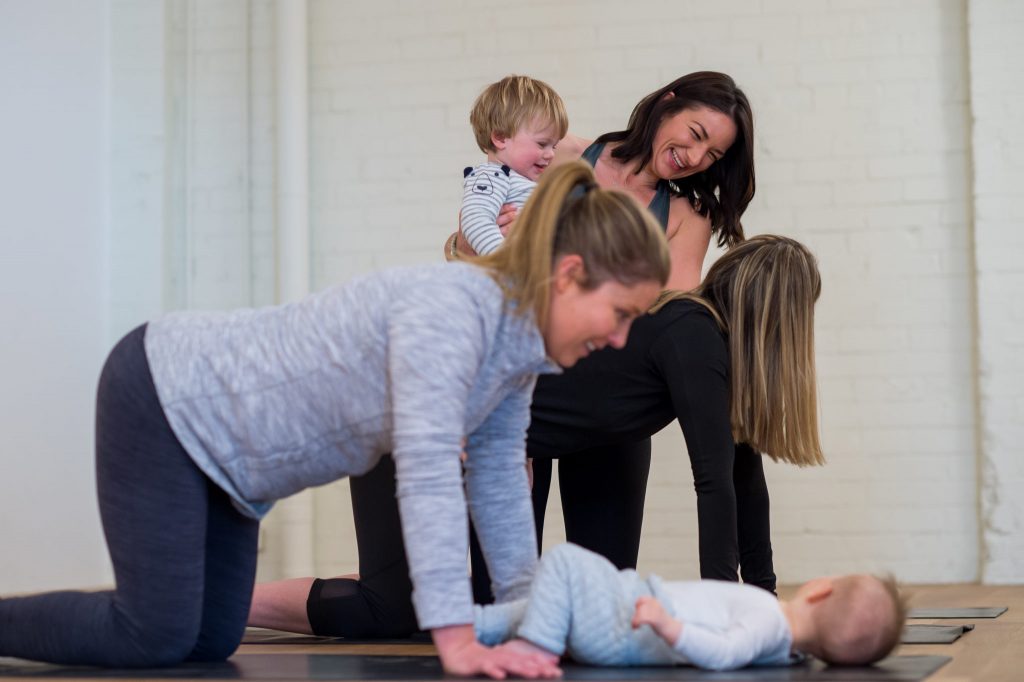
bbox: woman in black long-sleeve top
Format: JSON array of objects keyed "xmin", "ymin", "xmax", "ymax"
[
  {"xmin": 249, "ymin": 235, "xmax": 824, "ymax": 637},
  {"xmin": 522, "ymin": 295, "xmax": 775, "ymax": 593}
]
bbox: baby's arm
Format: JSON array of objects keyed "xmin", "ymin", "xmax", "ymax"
[
  {"xmin": 632, "ymin": 596, "xmax": 682, "ymax": 646},
  {"xmin": 461, "ymin": 165, "xmax": 512, "ymax": 255},
  {"xmin": 449, "ymin": 204, "xmax": 518, "ymax": 261},
  {"xmin": 633, "ymin": 597, "xmax": 761, "ymax": 671}
]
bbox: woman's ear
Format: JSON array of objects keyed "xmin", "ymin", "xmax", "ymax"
[
  {"xmin": 552, "ymin": 254, "xmax": 585, "ymax": 294},
  {"xmin": 660, "ymin": 90, "xmax": 676, "ymax": 102}
]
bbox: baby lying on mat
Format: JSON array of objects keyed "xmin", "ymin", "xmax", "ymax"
[{"xmin": 475, "ymin": 543, "xmax": 905, "ymax": 671}]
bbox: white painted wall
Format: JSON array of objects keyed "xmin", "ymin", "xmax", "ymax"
[
  {"xmin": 109, "ymin": 0, "xmax": 165, "ymax": 341},
  {"xmin": 0, "ymin": 0, "xmax": 112, "ymax": 592}
]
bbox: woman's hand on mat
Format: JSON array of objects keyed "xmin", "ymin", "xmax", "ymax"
[
  {"xmin": 632, "ymin": 596, "xmax": 682, "ymax": 645},
  {"xmin": 432, "ymin": 624, "xmax": 561, "ymax": 678},
  {"xmin": 496, "ymin": 639, "xmax": 562, "ymax": 674}
]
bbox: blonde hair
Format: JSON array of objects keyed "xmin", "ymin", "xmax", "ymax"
[
  {"xmin": 470, "ymin": 75, "xmax": 569, "ymax": 153},
  {"xmin": 652, "ymin": 234, "xmax": 823, "ymax": 466},
  {"xmin": 473, "ymin": 161, "xmax": 670, "ymax": 328},
  {"xmin": 816, "ymin": 574, "xmax": 907, "ymax": 665}
]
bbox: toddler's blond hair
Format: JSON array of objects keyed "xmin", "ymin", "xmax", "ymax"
[{"xmin": 470, "ymin": 75, "xmax": 568, "ymax": 153}]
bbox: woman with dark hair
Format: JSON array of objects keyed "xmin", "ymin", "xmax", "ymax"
[
  {"xmin": 448, "ymin": 71, "xmax": 755, "ymax": 290},
  {"xmin": 250, "ymin": 235, "xmax": 825, "ymax": 639}
]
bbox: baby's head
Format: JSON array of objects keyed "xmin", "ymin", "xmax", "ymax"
[
  {"xmin": 810, "ymin": 574, "xmax": 906, "ymax": 666},
  {"xmin": 470, "ymin": 75, "xmax": 568, "ymax": 181}
]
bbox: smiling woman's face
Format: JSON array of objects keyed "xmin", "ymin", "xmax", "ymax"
[
  {"xmin": 649, "ymin": 105, "xmax": 737, "ymax": 181},
  {"xmin": 541, "ymin": 255, "xmax": 662, "ymax": 368}
]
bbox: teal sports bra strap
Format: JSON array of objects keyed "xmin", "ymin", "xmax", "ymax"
[
  {"xmin": 578, "ymin": 141, "xmax": 670, "ymax": 231},
  {"xmin": 647, "ymin": 181, "xmax": 671, "ymax": 230},
  {"xmin": 580, "ymin": 140, "xmax": 604, "ymax": 168}
]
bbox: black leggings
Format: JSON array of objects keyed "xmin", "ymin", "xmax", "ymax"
[
  {"xmin": 307, "ymin": 440, "xmax": 651, "ymax": 637},
  {"xmin": 0, "ymin": 325, "xmax": 259, "ymax": 666}
]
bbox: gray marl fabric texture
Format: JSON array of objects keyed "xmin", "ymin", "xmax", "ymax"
[{"xmin": 144, "ymin": 261, "xmax": 559, "ymax": 630}]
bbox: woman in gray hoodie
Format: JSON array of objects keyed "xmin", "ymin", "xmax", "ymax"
[{"xmin": 0, "ymin": 161, "xmax": 669, "ymax": 679}]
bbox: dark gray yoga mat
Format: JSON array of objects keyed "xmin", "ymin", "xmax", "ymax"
[
  {"xmin": 902, "ymin": 623, "xmax": 974, "ymax": 644},
  {"xmin": 242, "ymin": 628, "xmax": 431, "ymax": 646},
  {"xmin": 908, "ymin": 606, "xmax": 1006, "ymax": 619},
  {"xmin": 0, "ymin": 654, "xmax": 952, "ymax": 680}
]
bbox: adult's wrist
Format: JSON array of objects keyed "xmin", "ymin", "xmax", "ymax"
[
  {"xmin": 432, "ymin": 623, "xmax": 478, "ymax": 660},
  {"xmin": 445, "ymin": 232, "xmax": 460, "ymax": 261}
]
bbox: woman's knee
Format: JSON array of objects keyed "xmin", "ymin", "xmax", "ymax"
[
  {"xmin": 186, "ymin": 628, "xmax": 244, "ymax": 662},
  {"xmin": 308, "ymin": 577, "xmax": 418, "ymax": 638},
  {"xmin": 112, "ymin": 624, "xmax": 201, "ymax": 668}
]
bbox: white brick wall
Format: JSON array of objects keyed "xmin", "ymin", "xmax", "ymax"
[
  {"xmin": 968, "ymin": 0, "xmax": 1024, "ymax": 583},
  {"xmin": 5, "ymin": 0, "xmax": 1012, "ymax": 593},
  {"xmin": 111, "ymin": 0, "xmax": 278, "ymax": 323},
  {"xmin": 301, "ymin": 0, "xmax": 983, "ymax": 584},
  {"xmin": 672, "ymin": 1, "xmax": 979, "ymax": 583}
]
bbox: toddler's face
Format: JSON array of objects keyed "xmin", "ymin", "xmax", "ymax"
[{"xmin": 493, "ymin": 118, "xmax": 561, "ymax": 181}]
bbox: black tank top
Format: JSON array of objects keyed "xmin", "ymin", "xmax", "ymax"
[{"xmin": 580, "ymin": 141, "xmax": 671, "ymax": 230}]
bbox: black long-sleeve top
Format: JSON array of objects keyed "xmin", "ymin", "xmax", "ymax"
[{"xmin": 526, "ymin": 299, "xmax": 776, "ymax": 592}]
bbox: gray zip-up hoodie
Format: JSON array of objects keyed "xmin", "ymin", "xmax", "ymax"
[{"xmin": 144, "ymin": 261, "xmax": 560, "ymax": 630}]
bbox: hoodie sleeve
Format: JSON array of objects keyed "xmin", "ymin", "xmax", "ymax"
[
  {"xmin": 386, "ymin": 279, "xmax": 488, "ymax": 630},
  {"xmin": 464, "ymin": 377, "xmax": 539, "ymax": 603}
]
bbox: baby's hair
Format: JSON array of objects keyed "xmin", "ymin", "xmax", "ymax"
[
  {"xmin": 469, "ymin": 75, "xmax": 568, "ymax": 153},
  {"xmin": 817, "ymin": 574, "xmax": 907, "ymax": 666},
  {"xmin": 874, "ymin": 575, "xmax": 908, "ymax": 661}
]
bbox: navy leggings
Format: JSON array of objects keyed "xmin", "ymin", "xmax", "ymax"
[
  {"xmin": 0, "ymin": 326, "xmax": 259, "ymax": 667},
  {"xmin": 306, "ymin": 440, "xmax": 651, "ymax": 637}
]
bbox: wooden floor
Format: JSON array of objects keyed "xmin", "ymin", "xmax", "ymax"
[
  {"xmin": 887, "ymin": 584, "xmax": 1024, "ymax": 680},
  {"xmin": 2, "ymin": 584, "xmax": 1021, "ymax": 681}
]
